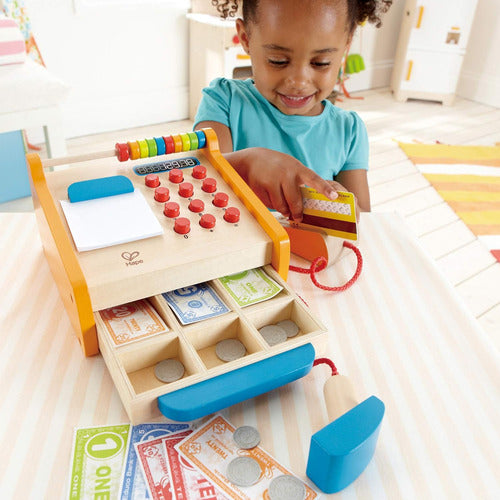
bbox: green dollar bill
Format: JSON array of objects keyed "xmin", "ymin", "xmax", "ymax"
[
  {"xmin": 68, "ymin": 424, "xmax": 131, "ymax": 500},
  {"xmin": 219, "ymin": 268, "xmax": 283, "ymax": 307}
]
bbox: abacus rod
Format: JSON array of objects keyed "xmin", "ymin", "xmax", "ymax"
[{"xmin": 42, "ymin": 149, "xmax": 117, "ymax": 169}]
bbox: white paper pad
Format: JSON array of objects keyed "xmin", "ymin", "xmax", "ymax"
[{"xmin": 60, "ymin": 189, "xmax": 163, "ymax": 252}]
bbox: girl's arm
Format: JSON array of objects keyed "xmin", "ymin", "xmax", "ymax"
[
  {"xmin": 334, "ymin": 169, "xmax": 371, "ymax": 213},
  {"xmin": 195, "ymin": 120, "xmax": 339, "ymax": 221}
]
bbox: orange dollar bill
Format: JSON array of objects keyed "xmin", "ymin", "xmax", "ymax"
[
  {"xmin": 99, "ymin": 299, "xmax": 169, "ymax": 346},
  {"xmin": 175, "ymin": 415, "xmax": 318, "ymax": 500}
]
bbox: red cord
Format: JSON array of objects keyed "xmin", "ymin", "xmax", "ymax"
[
  {"xmin": 289, "ymin": 241, "xmax": 363, "ymax": 292},
  {"xmin": 313, "ymin": 357, "xmax": 338, "ymax": 376}
]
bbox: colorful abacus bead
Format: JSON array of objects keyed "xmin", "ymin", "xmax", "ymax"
[
  {"xmin": 154, "ymin": 137, "xmax": 166, "ymax": 156},
  {"xmin": 172, "ymin": 135, "xmax": 183, "ymax": 153},
  {"xmin": 146, "ymin": 138, "xmax": 157, "ymax": 157},
  {"xmin": 187, "ymin": 132, "xmax": 199, "ymax": 150},
  {"xmin": 163, "ymin": 136, "xmax": 175, "ymax": 154},
  {"xmin": 138, "ymin": 139, "xmax": 149, "ymax": 158},
  {"xmin": 128, "ymin": 141, "xmax": 141, "ymax": 160},
  {"xmin": 115, "ymin": 143, "xmax": 130, "ymax": 162},
  {"xmin": 195, "ymin": 130, "xmax": 206, "ymax": 148},
  {"xmin": 180, "ymin": 133, "xmax": 190, "ymax": 152}
]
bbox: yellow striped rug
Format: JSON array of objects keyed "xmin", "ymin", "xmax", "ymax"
[{"xmin": 398, "ymin": 142, "xmax": 500, "ymax": 262}]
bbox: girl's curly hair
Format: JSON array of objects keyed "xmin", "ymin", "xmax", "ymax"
[{"xmin": 211, "ymin": 0, "xmax": 392, "ymax": 33}]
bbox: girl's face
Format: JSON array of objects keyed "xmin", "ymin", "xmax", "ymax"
[{"xmin": 236, "ymin": 0, "xmax": 352, "ymax": 116}]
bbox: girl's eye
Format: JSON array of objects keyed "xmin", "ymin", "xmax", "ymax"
[
  {"xmin": 312, "ymin": 61, "xmax": 331, "ymax": 68},
  {"xmin": 268, "ymin": 59, "xmax": 288, "ymax": 66}
]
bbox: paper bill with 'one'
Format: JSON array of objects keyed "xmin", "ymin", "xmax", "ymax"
[{"xmin": 68, "ymin": 424, "xmax": 131, "ymax": 500}]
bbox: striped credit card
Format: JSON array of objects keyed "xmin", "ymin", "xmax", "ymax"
[{"xmin": 295, "ymin": 187, "xmax": 358, "ymax": 241}]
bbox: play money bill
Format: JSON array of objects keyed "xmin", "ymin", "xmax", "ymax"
[
  {"xmin": 218, "ymin": 268, "xmax": 283, "ymax": 307},
  {"xmin": 99, "ymin": 299, "xmax": 169, "ymax": 346},
  {"xmin": 119, "ymin": 423, "xmax": 189, "ymax": 500},
  {"xmin": 68, "ymin": 424, "xmax": 131, "ymax": 500},
  {"xmin": 135, "ymin": 433, "xmax": 177, "ymax": 500},
  {"xmin": 162, "ymin": 283, "xmax": 230, "ymax": 325},
  {"xmin": 175, "ymin": 415, "xmax": 318, "ymax": 500},
  {"xmin": 163, "ymin": 430, "xmax": 228, "ymax": 500}
]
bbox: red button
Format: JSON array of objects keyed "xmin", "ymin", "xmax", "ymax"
[
  {"xmin": 179, "ymin": 182, "xmax": 194, "ymax": 198},
  {"xmin": 213, "ymin": 192, "xmax": 229, "ymax": 207},
  {"xmin": 224, "ymin": 207, "xmax": 240, "ymax": 223},
  {"xmin": 232, "ymin": 34, "xmax": 239, "ymax": 44},
  {"xmin": 174, "ymin": 217, "xmax": 190, "ymax": 234},
  {"xmin": 145, "ymin": 174, "xmax": 160, "ymax": 188},
  {"xmin": 192, "ymin": 165, "xmax": 207, "ymax": 179},
  {"xmin": 169, "ymin": 168, "xmax": 183, "ymax": 183},
  {"xmin": 202, "ymin": 177, "xmax": 217, "ymax": 193},
  {"xmin": 164, "ymin": 202, "xmax": 180, "ymax": 218},
  {"xmin": 188, "ymin": 199, "xmax": 204, "ymax": 213},
  {"xmin": 200, "ymin": 213, "xmax": 216, "ymax": 229},
  {"xmin": 154, "ymin": 186, "xmax": 170, "ymax": 202}
]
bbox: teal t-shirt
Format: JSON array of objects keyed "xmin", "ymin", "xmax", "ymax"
[{"xmin": 194, "ymin": 78, "xmax": 369, "ymax": 180}]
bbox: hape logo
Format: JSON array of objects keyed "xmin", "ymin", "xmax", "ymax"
[{"xmin": 121, "ymin": 251, "xmax": 143, "ymax": 266}]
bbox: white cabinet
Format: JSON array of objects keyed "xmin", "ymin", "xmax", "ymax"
[
  {"xmin": 188, "ymin": 13, "xmax": 251, "ymax": 120},
  {"xmin": 391, "ymin": 0, "xmax": 478, "ymax": 105}
]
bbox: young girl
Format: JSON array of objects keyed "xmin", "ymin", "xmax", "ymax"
[{"xmin": 195, "ymin": 0, "xmax": 392, "ymax": 221}]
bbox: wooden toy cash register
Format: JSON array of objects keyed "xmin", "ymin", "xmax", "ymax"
[{"xmin": 26, "ymin": 129, "xmax": 328, "ymax": 423}]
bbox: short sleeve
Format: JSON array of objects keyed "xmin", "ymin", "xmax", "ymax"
[
  {"xmin": 194, "ymin": 78, "xmax": 232, "ymax": 129},
  {"xmin": 342, "ymin": 112, "xmax": 369, "ymax": 171}
]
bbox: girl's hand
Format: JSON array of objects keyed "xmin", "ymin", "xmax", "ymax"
[{"xmin": 224, "ymin": 147, "xmax": 338, "ymax": 221}]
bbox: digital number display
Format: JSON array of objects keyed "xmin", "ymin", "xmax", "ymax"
[{"xmin": 133, "ymin": 157, "xmax": 200, "ymax": 175}]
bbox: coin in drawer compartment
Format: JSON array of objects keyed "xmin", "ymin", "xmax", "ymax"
[
  {"xmin": 120, "ymin": 335, "xmax": 200, "ymax": 394},
  {"xmin": 185, "ymin": 315, "xmax": 265, "ymax": 369},
  {"xmin": 247, "ymin": 299, "xmax": 324, "ymax": 346}
]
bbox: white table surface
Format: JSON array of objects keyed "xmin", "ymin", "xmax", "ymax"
[{"xmin": 0, "ymin": 212, "xmax": 498, "ymax": 499}]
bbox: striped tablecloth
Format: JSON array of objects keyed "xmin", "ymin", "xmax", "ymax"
[{"xmin": 0, "ymin": 212, "xmax": 498, "ymax": 499}]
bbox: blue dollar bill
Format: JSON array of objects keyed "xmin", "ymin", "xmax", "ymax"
[
  {"xmin": 163, "ymin": 283, "xmax": 230, "ymax": 325},
  {"xmin": 119, "ymin": 423, "xmax": 189, "ymax": 500}
]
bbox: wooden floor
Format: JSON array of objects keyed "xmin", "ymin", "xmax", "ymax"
[{"xmin": 2, "ymin": 88, "xmax": 499, "ymax": 339}]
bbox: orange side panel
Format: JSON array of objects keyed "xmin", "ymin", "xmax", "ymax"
[
  {"xmin": 201, "ymin": 128, "xmax": 290, "ymax": 280},
  {"xmin": 27, "ymin": 153, "xmax": 98, "ymax": 356},
  {"xmin": 284, "ymin": 226, "xmax": 329, "ymax": 263}
]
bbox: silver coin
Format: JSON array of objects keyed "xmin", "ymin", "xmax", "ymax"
[
  {"xmin": 258, "ymin": 325, "xmax": 287, "ymax": 346},
  {"xmin": 226, "ymin": 456, "xmax": 261, "ymax": 487},
  {"xmin": 154, "ymin": 358, "xmax": 185, "ymax": 383},
  {"xmin": 215, "ymin": 338, "xmax": 246, "ymax": 362},
  {"xmin": 268, "ymin": 474, "xmax": 307, "ymax": 500},
  {"xmin": 233, "ymin": 425, "xmax": 261, "ymax": 449},
  {"xmin": 276, "ymin": 319, "xmax": 300, "ymax": 338}
]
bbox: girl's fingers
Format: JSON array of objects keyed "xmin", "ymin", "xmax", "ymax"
[{"xmin": 299, "ymin": 171, "xmax": 339, "ymax": 200}]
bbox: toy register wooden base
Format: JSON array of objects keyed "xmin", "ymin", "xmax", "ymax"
[{"xmin": 26, "ymin": 129, "xmax": 327, "ymax": 423}]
